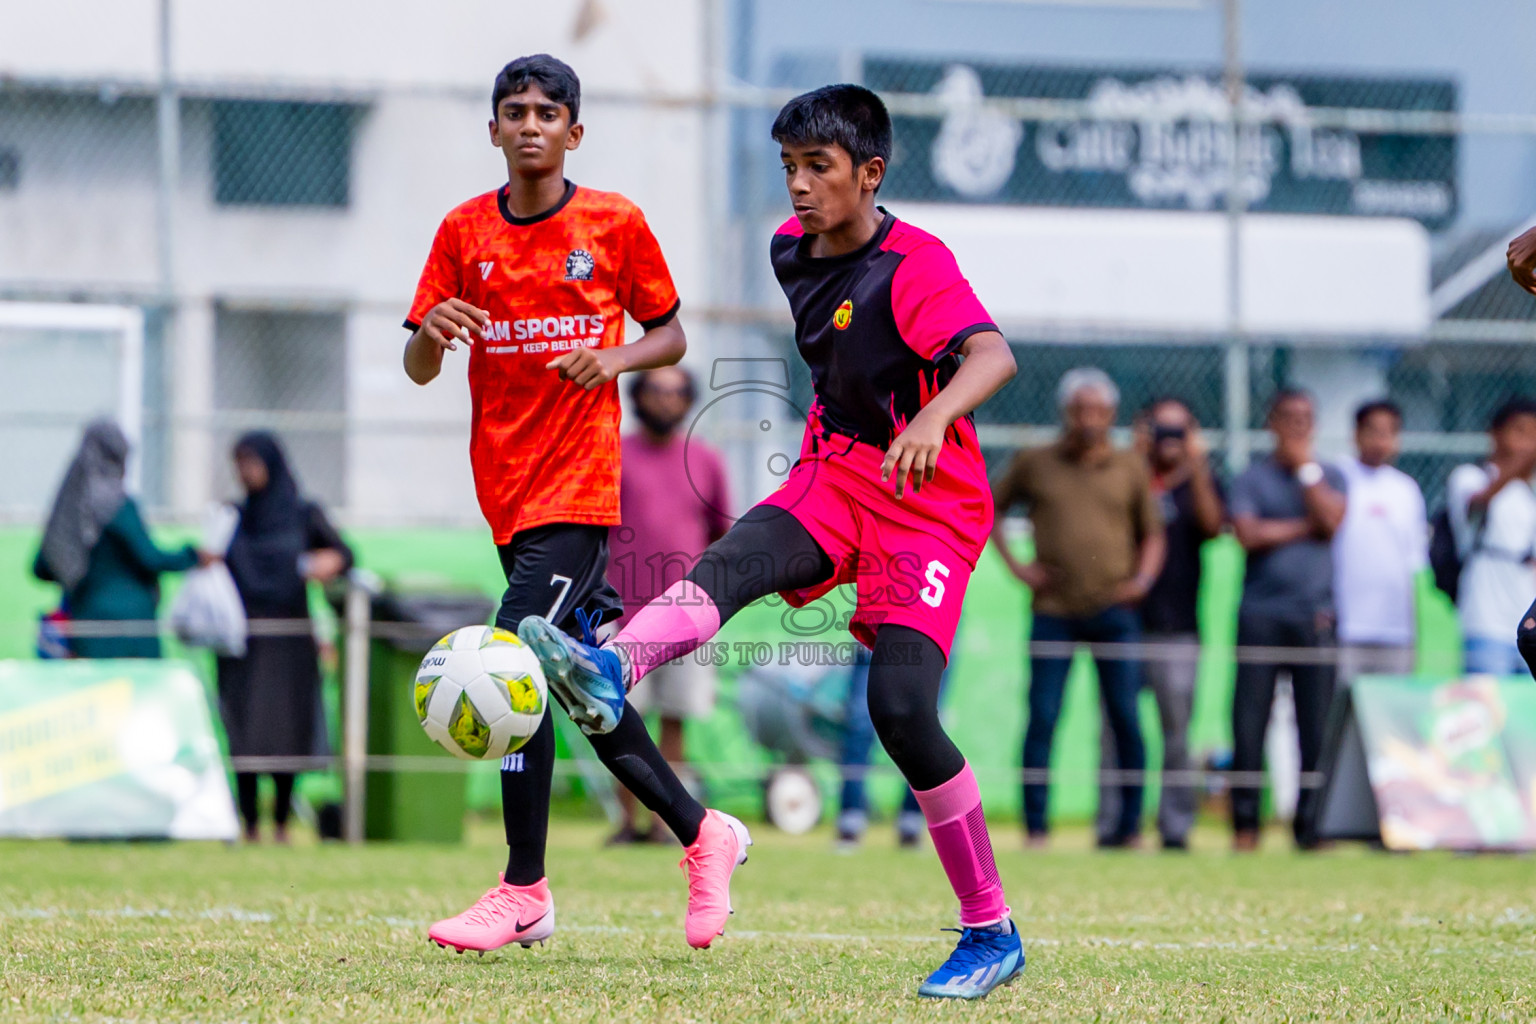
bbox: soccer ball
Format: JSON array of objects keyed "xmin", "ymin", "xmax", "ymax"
[{"xmin": 415, "ymin": 625, "xmax": 547, "ymax": 760}]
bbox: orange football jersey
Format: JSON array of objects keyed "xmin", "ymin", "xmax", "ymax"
[{"xmin": 406, "ymin": 182, "xmax": 680, "ymax": 542}]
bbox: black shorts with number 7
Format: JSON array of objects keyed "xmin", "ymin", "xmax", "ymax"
[{"xmin": 494, "ymin": 523, "xmax": 624, "ymax": 640}]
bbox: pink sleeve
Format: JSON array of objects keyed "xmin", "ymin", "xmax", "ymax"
[{"xmin": 890, "ymin": 242, "xmax": 996, "ymax": 361}]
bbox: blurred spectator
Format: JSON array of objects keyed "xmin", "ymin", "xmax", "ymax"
[
  {"xmin": 1098, "ymin": 398, "xmax": 1224, "ymax": 851},
  {"xmin": 835, "ymin": 645, "xmax": 930, "ymax": 850},
  {"xmin": 218, "ymin": 432, "xmax": 353, "ymax": 844},
  {"xmin": 1332, "ymin": 400, "xmax": 1427, "ymax": 681},
  {"xmin": 1229, "ymin": 389, "xmax": 1347, "ymax": 851},
  {"xmin": 1447, "ymin": 397, "xmax": 1536, "ymax": 675},
  {"xmin": 33, "ymin": 419, "xmax": 204, "ymax": 659},
  {"xmin": 992, "ymin": 367, "xmax": 1164, "ymax": 849},
  {"xmin": 607, "ymin": 366, "xmax": 731, "ymax": 844}
]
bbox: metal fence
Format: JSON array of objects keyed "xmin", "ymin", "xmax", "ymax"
[
  {"xmin": 3, "ymin": 34, "xmax": 1534, "ymax": 527},
  {"xmin": 29, "ymin": 599, "xmax": 1340, "ymax": 845}
]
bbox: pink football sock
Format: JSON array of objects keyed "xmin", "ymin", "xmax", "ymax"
[
  {"xmin": 611, "ymin": 580, "xmax": 721, "ymax": 687},
  {"xmin": 913, "ymin": 763, "xmax": 1010, "ymax": 927}
]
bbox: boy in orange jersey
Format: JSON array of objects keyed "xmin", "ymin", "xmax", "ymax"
[{"xmin": 403, "ymin": 54, "xmax": 749, "ymax": 954}]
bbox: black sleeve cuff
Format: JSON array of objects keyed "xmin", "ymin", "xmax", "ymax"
[
  {"xmin": 937, "ymin": 322, "xmax": 999, "ymax": 359},
  {"xmin": 638, "ymin": 299, "xmax": 682, "ymax": 332},
  {"xmin": 403, "ymin": 319, "xmax": 421, "ymax": 332}
]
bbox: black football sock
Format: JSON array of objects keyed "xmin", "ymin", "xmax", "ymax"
[
  {"xmin": 235, "ymin": 772, "xmax": 259, "ymax": 829},
  {"xmin": 865, "ymin": 626, "xmax": 965, "ymax": 791},
  {"xmin": 271, "ymin": 773, "xmax": 296, "ymax": 826},
  {"xmin": 501, "ymin": 710, "xmax": 555, "ymax": 886},
  {"xmin": 586, "ymin": 702, "xmax": 706, "ymax": 846}
]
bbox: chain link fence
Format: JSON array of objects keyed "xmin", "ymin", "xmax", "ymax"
[{"xmin": 3, "ymin": 58, "xmax": 1535, "ymax": 521}]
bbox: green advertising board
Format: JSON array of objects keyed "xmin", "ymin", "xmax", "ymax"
[
  {"xmin": 0, "ymin": 659, "xmax": 238, "ymax": 840},
  {"xmin": 866, "ymin": 58, "xmax": 1457, "ymax": 228},
  {"xmin": 1315, "ymin": 676, "xmax": 1536, "ymax": 851}
]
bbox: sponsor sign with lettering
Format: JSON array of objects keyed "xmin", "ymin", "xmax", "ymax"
[{"xmin": 868, "ymin": 59, "xmax": 1457, "ymax": 228}]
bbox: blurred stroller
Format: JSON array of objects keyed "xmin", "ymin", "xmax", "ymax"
[
  {"xmin": 736, "ymin": 658, "xmax": 853, "ymax": 833},
  {"xmin": 739, "ymin": 646, "xmax": 944, "ymax": 842}
]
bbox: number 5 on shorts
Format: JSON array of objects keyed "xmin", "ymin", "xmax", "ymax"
[{"xmin": 920, "ymin": 560, "xmax": 950, "ymax": 608}]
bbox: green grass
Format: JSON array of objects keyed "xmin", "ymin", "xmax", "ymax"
[{"xmin": 3, "ymin": 820, "xmax": 1533, "ymax": 1022}]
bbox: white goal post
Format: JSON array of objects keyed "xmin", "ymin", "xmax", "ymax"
[{"xmin": 0, "ymin": 301, "xmax": 145, "ymax": 520}]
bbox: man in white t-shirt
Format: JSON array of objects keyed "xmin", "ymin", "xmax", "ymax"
[
  {"xmin": 1333, "ymin": 400, "xmax": 1428, "ymax": 682},
  {"xmin": 1447, "ymin": 397, "xmax": 1536, "ymax": 675}
]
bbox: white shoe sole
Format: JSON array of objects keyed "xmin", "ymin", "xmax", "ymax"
[
  {"xmin": 719, "ymin": 812, "xmax": 753, "ymax": 918},
  {"xmin": 917, "ymin": 946, "xmax": 1024, "ymax": 999}
]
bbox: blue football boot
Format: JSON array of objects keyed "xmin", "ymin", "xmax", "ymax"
[
  {"xmin": 917, "ymin": 919, "xmax": 1025, "ymax": 1000},
  {"xmin": 517, "ymin": 609, "xmax": 628, "ymax": 735}
]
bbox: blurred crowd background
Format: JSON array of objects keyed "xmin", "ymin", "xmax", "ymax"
[{"xmin": 4, "ymin": 0, "xmax": 1536, "ymax": 845}]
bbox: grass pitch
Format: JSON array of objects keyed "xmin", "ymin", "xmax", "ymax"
[{"xmin": 3, "ymin": 820, "xmax": 1534, "ymax": 1023}]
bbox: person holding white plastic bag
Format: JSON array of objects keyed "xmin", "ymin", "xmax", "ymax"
[
  {"xmin": 217, "ymin": 432, "xmax": 353, "ymax": 843},
  {"xmin": 171, "ymin": 502, "xmax": 248, "ymax": 656},
  {"xmin": 33, "ymin": 419, "xmax": 213, "ymax": 659}
]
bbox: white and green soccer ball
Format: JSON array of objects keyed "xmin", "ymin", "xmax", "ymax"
[{"xmin": 415, "ymin": 625, "xmax": 547, "ymax": 760}]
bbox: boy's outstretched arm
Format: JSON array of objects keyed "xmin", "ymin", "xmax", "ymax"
[
  {"xmin": 881, "ymin": 331, "xmax": 1016, "ymax": 499},
  {"xmin": 545, "ymin": 316, "xmax": 687, "ymax": 390}
]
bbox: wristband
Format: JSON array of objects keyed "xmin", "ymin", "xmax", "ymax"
[{"xmin": 1296, "ymin": 461, "xmax": 1324, "ymax": 487}]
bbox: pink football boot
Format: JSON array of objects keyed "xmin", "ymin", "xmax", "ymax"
[
  {"xmin": 681, "ymin": 810, "xmax": 753, "ymax": 948},
  {"xmin": 428, "ymin": 875, "xmax": 555, "ymax": 954}
]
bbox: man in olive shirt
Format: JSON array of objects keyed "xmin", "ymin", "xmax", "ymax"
[{"xmin": 993, "ymin": 368, "xmax": 1165, "ymax": 847}]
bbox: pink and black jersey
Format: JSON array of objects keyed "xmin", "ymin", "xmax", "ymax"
[
  {"xmin": 765, "ymin": 210, "xmax": 999, "ymax": 571},
  {"xmin": 770, "ymin": 211, "xmax": 997, "ymax": 451}
]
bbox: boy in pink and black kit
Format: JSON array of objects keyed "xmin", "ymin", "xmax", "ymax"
[{"xmin": 518, "ymin": 85, "xmax": 1022, "ymax": 999}]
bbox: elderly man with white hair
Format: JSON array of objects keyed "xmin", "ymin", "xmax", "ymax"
[{"xmin": 992, "ymin": 367, "xmax": 1165, "ymax": 849}]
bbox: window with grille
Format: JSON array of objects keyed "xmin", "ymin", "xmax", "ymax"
[{"xmin": 212, "ymin": 100, "xmax": 356, "ymax": 207}]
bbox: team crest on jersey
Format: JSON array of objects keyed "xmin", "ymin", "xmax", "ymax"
[
  {"xmin": 565, "ymin": 249, "xmax": 595, "ymax": 281},
  {"xmin": 833, "ymin": 299, "xmax": 853, "ymax": 330}
]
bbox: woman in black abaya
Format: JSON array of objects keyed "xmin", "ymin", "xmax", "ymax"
[{"xmin": 218, "ymin": 432, "xmax": 353, "ymax": 843}]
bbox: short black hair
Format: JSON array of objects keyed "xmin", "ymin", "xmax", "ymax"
[
  {"xmin": 628, "ymin": 365, "xmax": 697, "ymax": 406},
  {"xmin": 1490, "ymin": 396, "xmax": 1536, "ymax": 431},
  {"xmin": 493, "ymin": 54, "xmax": 580, "ymax": 122},
  {"xmin": 771, "ymin": 84, "xmax": 893, "ymax": 172},
  {"xmin": 1354, "ymin": 399, "xmax": 1403, "ymax": 429},
  {"xmin": 1268, "ymin": 386, "xmax": 1314, "ymax": 418},
  {"xmin": 1145, "ymin": 395, "xmax": 1191, "ymax": 417}
]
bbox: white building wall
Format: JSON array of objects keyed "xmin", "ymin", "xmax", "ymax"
[
  {"xmin": 0, "ymin": 0, "xmax": 705, "ymax": 94},
  {"xmin": 0, "ymin": 0, "xmax": 712, "ymax": 524},
  {"xmin": 0, "ymin": 0, "xmax": 161, "ymax": 81}
]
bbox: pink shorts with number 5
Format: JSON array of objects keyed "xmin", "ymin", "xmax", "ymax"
[{"xmin": 757, "ymin": 426, "xmax": 993, "ymax": 660}]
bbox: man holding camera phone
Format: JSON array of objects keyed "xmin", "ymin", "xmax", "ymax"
[{"xmin": 1100, "ymin": 398, "xmax": 1224, "ymax": 851}]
